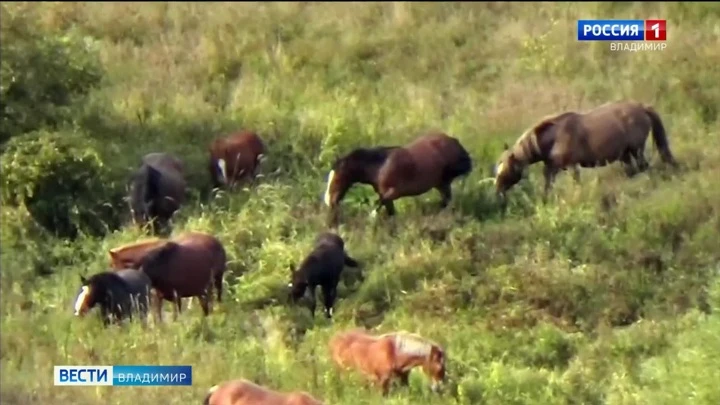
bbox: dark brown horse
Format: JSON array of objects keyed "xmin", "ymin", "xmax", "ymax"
[
  {"xmin": 288, "ymin": 232, "xmax": 359, "ymax": 319},
  {"xmin": 209, "ymin": 130, "xmax": 266, "ymax": 190},
  {"xmin": 323, "ymin": 131, "xmax": 472, "ymax": 224},
  {"xmin": 494, "ymin": 100, "xmax": 678, "ymax": 201},
  {"xmin": 202, "ymin": 379, "xmax": 325, "ymax": 405},
  {"xmin": 108, "ymin": 232, "xmax": 227, "ymax": 321},
  {"xmin": 129, "ymin": 152, "xmax": 187, "ymax": 234},
  {"xmin": 329, "ymin": 329, "xmax": 447, "ymax": 396}
]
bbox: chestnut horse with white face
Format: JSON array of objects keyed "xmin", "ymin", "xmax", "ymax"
[{"xmin": 209, "ymin": 130, "xmax": 266, "ymax": 190}]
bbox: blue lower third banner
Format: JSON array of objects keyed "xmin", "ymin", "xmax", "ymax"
[
  {"xmin": 577, "ymin": 19, "xmax": 644, "ymax": 41},
  {"xmin": 54, "ymin": 365, "xmax": 192, "ymax": 386}
]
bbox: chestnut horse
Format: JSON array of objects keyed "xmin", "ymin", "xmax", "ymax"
[
  {"xmin": 108, "ymin": 232, "xmax": 227, "ymax": 321},
  {"xmin": 323, "ymin": 131, "xmax": 472, "ymax": 225},
  {"xmin": 494, "ymin": 100, "xmax": 678, "ymax": 202},
  {"xmin": 329, "ymin": 329, "xmax": 446, "ymax": 396},
  {"xmin": 209, "ymin": 130, "xmax": 266, "ymax": 190},
  {"xmin": 203, "ymin": 379, "xmax": 325, "ymax": 405},
  {"xmin": 129, "ymin": 152, "xmax": 187, "ymax": 234}
]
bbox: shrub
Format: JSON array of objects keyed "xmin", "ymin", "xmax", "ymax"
[
  {"xmin": 0, "ymin": 129, "xmax": 123, "ymax": 238},
  {"xmin": 0, "ymin": 4, "xmax": 102, "ymax": 144}
]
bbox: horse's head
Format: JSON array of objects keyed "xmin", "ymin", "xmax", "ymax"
[
  {"xmin": 423, "ymin": 344, "xmax": 447, "ymax": 393},
  {"xmin": 323, "ymin": 155, "xmax": 359, "ymax": 208},
  {"xmin": 214, "ymin": 157, "xmax": 229, "ymax": 186},
  {"xmin": 73, "ymin": 274, "xmax": 97, "ymax": 316},
  {"xmin": 324, "ymin": 147, "xmax": 395, "ymax": 208},
  {"xmin": 494, "ymin": 143, "xmax": 524, "ymax": 195},
  {"xmin": 287, "ymin": 263, "xmax": 308, "ymax": 302},
  {"xmin": 73, "ymin": 272, "xmax": 122, "ymax": 318}
]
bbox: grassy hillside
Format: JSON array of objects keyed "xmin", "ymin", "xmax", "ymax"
[{"xmin": 2, "ymin": 2, "xmax": 720, "ymax": 404}]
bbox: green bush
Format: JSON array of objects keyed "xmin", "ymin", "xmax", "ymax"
[
  {"xmin": 0, "ymin": 129, "xmax": 123, "ymax": 238},
  {"xmin": 0, "ymin": 3, "xmax": 102, "ymax": 144}
]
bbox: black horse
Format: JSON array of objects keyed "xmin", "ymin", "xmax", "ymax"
[
  {"xmin": 129, "ymin": 152, "xmax": 187, "ymax": 235},
  {"xmin": 73, "ymin": 269, "xmax": 153, "ymax": 326},
  {"xmin": 288, "ymin": 232, "xmax": 360, "ymax": 319}
]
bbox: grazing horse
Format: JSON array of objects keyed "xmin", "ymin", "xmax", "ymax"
[
  {"xmin": 108, "ymin": 232, "xmax": 227, "ymax": 321},
  {"xmin": 129, "ymin": 152, "xmax": 187, "ymax": 234},
  {"xmin": 329, "ymin": 329, "xmax": 447, "ymax": 396},
  {"xmin": 202, "ymin": 379, "xmax": 325, "ymax": 405},
  {"xmin": 494, "ymin": 100, "xmax": 678, "ymax": 201},
  {"xmin": 323, "ymin": 131, "xmax": 472, "ymax": 224},
  {"xmin": 209, "ymin": 130, "xmax": 267, "ymax": 190},
  {"xmin": 288, "ymin": 232, "xmax": 359, "ymax": 319},
  {"xmin": 73, "ymin": 269, "xmax": 152, "ymax": 326}
]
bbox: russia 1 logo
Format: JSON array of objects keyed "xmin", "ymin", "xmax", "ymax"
[{"xmin": 645, "ymin": 19, "xmax": 666, "ymax": 41}]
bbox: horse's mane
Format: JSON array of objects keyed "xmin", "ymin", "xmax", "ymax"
[
  {"xmin": 511, "ymin": 111, "xmax": 577, "ymax": 164},
  {"xmin": 86, "ymin": 271, "xmax": 131, "ymax": 294},
  {"xmin": 335, "ymin": 146, "xmax": 400, "ymax": 168},
  {"xmin": 380, "ymin": 330, "xmax": 438, "ymax": 357},
  {"xmin": 110, "ymin": 239, "xmax": 166, "ymax": 255}
]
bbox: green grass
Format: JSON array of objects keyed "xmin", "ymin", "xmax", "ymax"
[{"xmin": 2, "ymin": 2, "xmax": 720, "ymax": 404}]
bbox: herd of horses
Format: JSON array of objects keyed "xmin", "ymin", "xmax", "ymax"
[{"xmin": 71, "ymin": 100, "xmax": 679, "ymax": 404}]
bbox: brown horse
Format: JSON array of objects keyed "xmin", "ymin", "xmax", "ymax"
[
  {"xmin": 494, "ymin": 100, "xmax": 678, "ymax": 201},
  {"xmin": 323, "ymin": 131, "xmax": 472, "ymax": 224},
  {"xmin": 329, "ymin": 328, "xmax": 446, "ymax": 396},
  {"xmin": 108, "ymin": 232, "xmax": 227, "ymax": 321},
  {"xmin": 209, "ymin": 130, "xmax": 267, "ymax": 190},
  {"xmin": 202, "ymin": 379, "xmax": 325, "ymax": 405}
]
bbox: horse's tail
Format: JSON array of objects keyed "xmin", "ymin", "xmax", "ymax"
[
  {"xmin": 644, "ymin": 105, "xmax": 677, "ymax": 166},
  {"xmin": 202, "ymin": 384, "xmax": 219, "ymax": 405}
]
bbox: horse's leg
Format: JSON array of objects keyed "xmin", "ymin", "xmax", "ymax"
[
  {"xmin": 321, "ymin": 284, "xmax": 337, "ymax": 319},
  {"xmin": 374, "ymin": 187, "xmax": 401, "ymax": 218},
  {"xmin": 199, "ymin": 293, "xmax": 210, "ymax": 316},
  {"xmin": 396, "ymin": 370, "xmax": 410, "ymax": 387},
  {"xmin": 369, "ymin": 183, "xmax": 396, "ymax": 218},
  {"xmin": 542, "ymin": 164, "xmax": 559, "ymax": 202},
  {"xmin": 371, "ymin": 197, "xmax": 384, "ymax": 218},
  {"xmin": 379, "ymin": 374, "xmax": 392, "ymax": 397},
  {"xmin": 620, "ymin": 149, "xmax": 639, "ymax": 177},
  {"xmin": 214, "ymin": 271, "xmax": 224, "ymax": 303},
  {"xmin": 633, "ymin": 147, "xmax": 650, "ymax": 173},
  {"xmin": 572, "ymin": 165, "xmax": 581, "ymax": 183},
  {"xmin": 383, "ymin": 200, "xmax": 396, "ymax": 216},
  {"xmin": 435, "ymin": 183, "xmax": 452, "ymax": 209},
  {"xmin": 173, "ymin": 292, "xmax": 182, "ymax": 321},
  {"xmin": 307, "ymin": 286, "xmax": 317, "ymax": 318},
  {"xmin": 328, "ymin": 206, "xmax": 341, "ymax": 228},
  {"xmin": 153, "ymin": 291, "xmax": 164, "ymax": 324}
]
